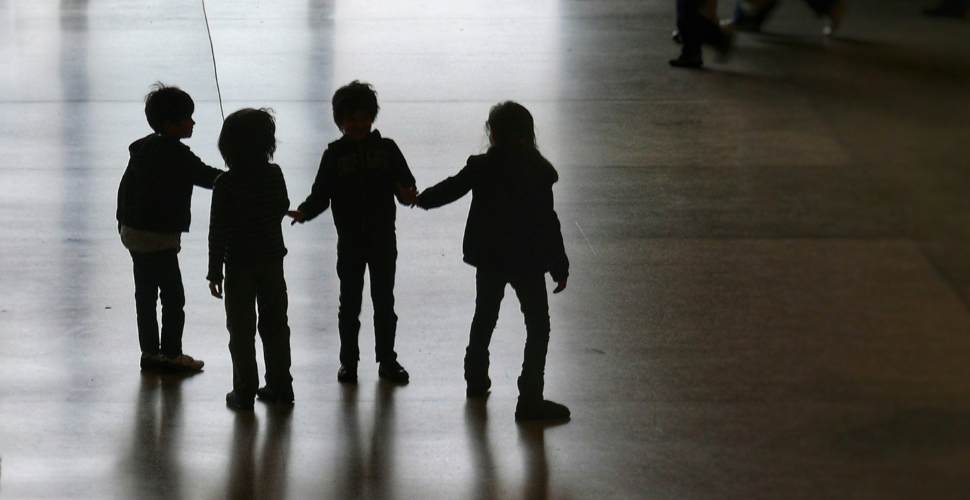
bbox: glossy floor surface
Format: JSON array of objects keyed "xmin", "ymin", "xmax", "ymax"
[{"xmin": 2, "ymin": 0, "xmax": 970, "ymax": 498}]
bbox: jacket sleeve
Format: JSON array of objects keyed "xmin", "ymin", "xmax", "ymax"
[
  {"xmin": 207, "ymin": 175, "xmax": 231, "ymax": 282},
  {"xmin": 387, "ymin": 141, "xmax": 417, "ymax": 203},
  {"xmin": 542, "ymin": 186, "xmax": 569, "ymax": 282},
  {"xmin": 297, "ymin": 149, "xmax": 334, "ymax": 221},
  {"xmin": 415, "ymin": 157, "xmax": 477, "ymax": 209},
  {"xmin": 183, "ymin": 147, "xmax": 223, "ymax": 189},
  {"xmin": 116, "ymin": 164, "xmax": 132, "ymax": 229}
]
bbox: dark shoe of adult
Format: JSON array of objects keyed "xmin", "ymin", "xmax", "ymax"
[
  {"xmin": 161, "ymin": 354, "xmax": 204, "ymax": 374},
  {"xmin": 669, "ymin": 53, "xmax": 703, "ymax": 68},
  {"xmin": 226, "ymin": 391, "xmax": 254, "ymax": 411},
  {"xmin": 466, "ymin": 377, "xmax": 492, "ymax": 398},
  {"xmin": 923, "ymin": 2, "xmax": 966, "ymax": 18},
  {"xmin": 378, "ymin": 361, "xmax": 410, "ymax": 384},
  {"xmin": 515, "ymin": 399, "xmax": 571, "ymax": 422},
  {"xmin": 823, "ymin": 0, "xmax": 847, "ymax": 35},
  {"xmin": 140, "ymin": 353, "xmax": 165, "ymax": 371},
  {"xmin": 256, "ymin": 386, "xmax": 294, "ymax": 404},
  {"xmin": 672, "ymin": 29, "xmax": 683, "ymax": 44},
  {"xmin": 337, "ymin": 363, "xmax": 358, "ymax": 383}
]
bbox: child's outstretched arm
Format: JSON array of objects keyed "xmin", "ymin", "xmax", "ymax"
[
  {"xmin": 397, "ymin": 183, "xmax": 419, "ymax": 205},
  {"xmin": 293, "ymin": 149, "xmax": 335, "ymax": 225},
  {"xmin": 388, "ymin": 141, "xmax": 419, "ymax": 206},
  {"xmin": 415, "ymin": 157, "xmax": 479, "ymax": 209}
]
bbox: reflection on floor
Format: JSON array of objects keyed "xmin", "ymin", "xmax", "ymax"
[{"xmin": 2, "ymin": 0, "xmax": 970, "ymax": 498}]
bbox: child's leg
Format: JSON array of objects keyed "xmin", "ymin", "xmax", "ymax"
[
  {"xmin": 225, "ymin": 264, "xmax": 259, "ymax": 402},
  {"xmin": 336, "ymin": 241, "xmax": 367, "ymax": 366},
  {"xmin": 256, "ymin": 259, "xmax": 293, "ymax": 397},
  {"xmin": 509, "ymin": 273, "xmax": 551, "ymax": 401},
  {"xmin": 130, "ymin": 251, "xmax": 161, "ymax": 355},
  {"xmin": 368, "ymin": 240, "xmax": 398, "ymax": 364},
  {"xmin": 466, "ymin": 268, "xmax": 508, "ymax": 387},
  {"xmin": 155, "ymin": 249, "xmax": 186, "ymax": 358}
]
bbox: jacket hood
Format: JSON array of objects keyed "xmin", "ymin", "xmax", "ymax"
[
  {"xmin": 129, "ymin": 133, "xmax": 177, "ymax": 159},
  {"xmin": 485, "ymin": 145, "xmax": 558, "ymax": 184}
]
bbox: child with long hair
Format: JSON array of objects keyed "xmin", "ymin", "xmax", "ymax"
[
  {"xmin": 416, "ymin": 102, "xmax": 570, "ymax": 421},
  {"xmin": 208, "ymin": 108, "xmax": 294, "ymax": 410}
]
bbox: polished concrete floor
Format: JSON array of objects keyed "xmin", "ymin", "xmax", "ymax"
[{"xmin": 2, "ymin": 0, "xmax": 970, "ymax": 498}]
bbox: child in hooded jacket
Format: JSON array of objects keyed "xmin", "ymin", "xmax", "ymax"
[{"xmin": 416, "ymin": 101, "xmax": 570, "ymax": 422}]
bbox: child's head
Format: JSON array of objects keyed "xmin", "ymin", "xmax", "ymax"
[
  {"xmin": 486, "ymin": 101, "xmax": 536, "ymax": 150},
  {"xmin": 486, "ymin": 101, "xmax": 558, "ymax": 182},
  {"xmin": 332, "ymin": 80, "xmax": 379, "ymax": 140},
  {"xmin": 218, "ymin": 108, "xmax": 277, "ymax": 169},
  {"xmin": 144, "ymin": 83, "xmax": 195, "ymax": 136}
]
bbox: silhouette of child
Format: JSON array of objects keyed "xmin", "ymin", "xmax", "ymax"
[
  {"xmin": 117, "ymin": 83, "xmax": 222, "ymax": 374},
  {"xmin": 207, "ymin": 108, "xmax": 294, "ymax": 411},
  {"xmin": 415, "ymin": 102, "xmax": 571, "ymax": 422},
  {"xmin": 289, "ymin": 81, "xmax": 417, "ymax": 385}
]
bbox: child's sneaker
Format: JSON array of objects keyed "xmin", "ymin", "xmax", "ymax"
[
  {"xmin": 226, "ymin": 391, "xmax": 254, "ymax": 411},
  {"xmin": 256, "ymin": 386, "xmax": 294, "ymax": 404},
  {"xmin": 514, "ymin": 399, "xmax": 571, "ymax": 422},
  {"xmin": 161, "ymin": 354, "xmax": 204, "ymax": 374},
  {"xmin": 140, "ymin": 353, "xmax": 165, "ymax": 371},
  {"xmin": 378, "ymin": 360, "xmax": 409, "ymax": 384}
]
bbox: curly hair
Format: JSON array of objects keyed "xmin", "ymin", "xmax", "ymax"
[
  {"xmin": 218, "ymin": 108, "xmax": 277, "ymax": 169},
  {"xmin": 332, "ymin": 80, "xmax": 379, "ymax": 130}
]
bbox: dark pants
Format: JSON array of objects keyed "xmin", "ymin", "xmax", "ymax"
[
  {"xmin": 225, "ymin": 258, "xmax": 293, "ymax": 401},
  {"xmin": 130, "ymin": 248, "xmax": 184, "ymax": 358},
  {"xmin": 732, "ymin": 0, "xmax": 838, "ymax": 28},
  {"xmin": 336, "ymin": 236, "xmax": 398, "ymax": 366},
  {"xmin": 677, "ymin": 0, "xmax": 728, "ymax": 56},
  {"xmin": 465, "ymin": 268, "xmax": 551, "ymax": 401}
]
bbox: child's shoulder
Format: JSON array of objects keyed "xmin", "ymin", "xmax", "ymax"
[{"xmin": 129, "ymin": 133, "xmax": 192, "ymax": 160}]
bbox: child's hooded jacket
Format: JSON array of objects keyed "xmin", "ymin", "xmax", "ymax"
[
  {"xmin": 417, "ymin": 145, "xmax": 569, "ymax": 282},
  {"xmin": 117, "ymin": 133, "xmax": 222, "ymax": 233}
]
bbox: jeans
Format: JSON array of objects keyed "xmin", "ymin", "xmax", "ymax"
[
  {"xmin": 336, "ymin": 235, "xmax": 399, "ymax": 365},
  {"xmin": 677, "ymin": 0, "xmax": 728, "ymax": 56},
  {"xmin": 224, "ymin": 258, "xmax": 293, "ymax": 401},
  {"xmin": 465, "ymin": 268, "xmax": 551, "ymax": 401},
  {"xmin": 732, "ymin": 0, "xmax": 838, "ymax": 28},
  {"xmin": 130, "ymin": 248, "xmax": 184, "ymax": 358}
]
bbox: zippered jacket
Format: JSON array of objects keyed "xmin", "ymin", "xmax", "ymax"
[
  {"xmin": 116, "ymin": 133, "xmax": 223, "ymax": 233},
  {"xmin": 297, "ymin": 130, "xmax": 416, "ymax": 239}
]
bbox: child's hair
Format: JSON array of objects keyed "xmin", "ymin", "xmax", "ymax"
[
  {"xmin": 218, "ymin": 108, "xmax": 277, "ymax": 169},
  {"xmin": 486, "ymin": 101, "xmax": 558, "ymax": 182},
  {"xmin": 332, "ymin": 80, "xmax": 379, "ymax": 130},
  {"xmin": 486, "ymin": 101, "xmax": 537, "ymax": 149},
  {"xmin": 144, "ymin": 82, "xmax": 195, "ymax": 133}
]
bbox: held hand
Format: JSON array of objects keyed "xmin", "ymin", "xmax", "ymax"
[
  {"xmin": 287, "ymin": 210, "xmax": 305, "ymax": 225},
  {"xmin": 209, "ymin": 281, "xmax": 223, "ymax": 299},
  {"xmin": 397, "ymin": 183, "xmax": 419, "ymax": 206},
  {"xmin": 553, "ymin": 278, "xmax": 567, "ymax": 294}
]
